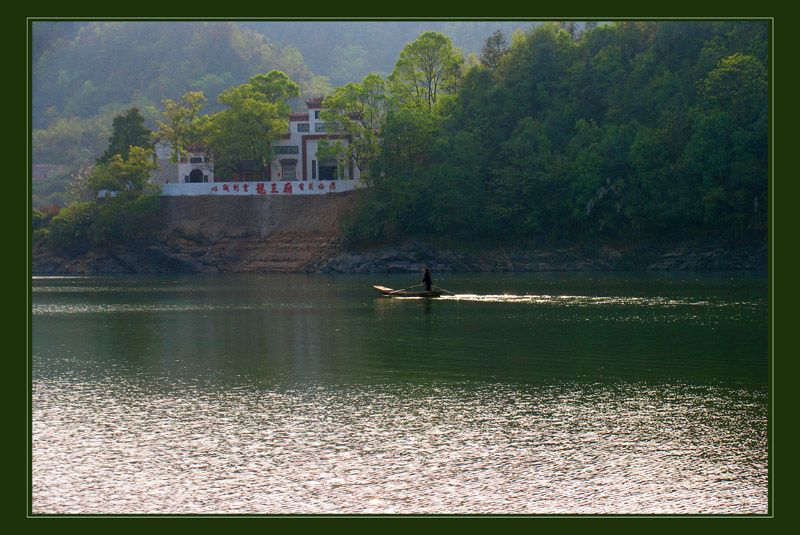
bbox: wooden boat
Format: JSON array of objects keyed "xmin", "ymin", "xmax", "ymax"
[{"xmin": 373, "ymin": 285, "xmax": 445, "ymax": 298}]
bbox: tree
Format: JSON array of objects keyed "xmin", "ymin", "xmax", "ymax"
[
  {"xmin": 201, "ymin": 71, "xmax": 300, "ymax": 179},
  {"xmin": 86, "ymin": 146, "xmax": 160, "ymax": 200},
  {"xmin": 388, "ymin": 31, "xmax": 464, "ymax": 112},
  {"xmin": 374, "ymin": 106, "xmax": 441, "ymax": 177},
  {"xmin": 559, "ymin": 21, "xmax": 580, "ymax": 42},
  {"xmin": 698, "ymin": 53, "xmax": 767, "ymax": 125},
  {"xmin": 244, "ymin": 70, "xmax": 301, "ymax": 108},
  {"xmin": 480, "ymin": 30, "xmax": 508, "ymax": 71},
  {"xmin": 46, "ymin": 145, "xmax": 163, "ymax": 248},
  {"xmin": 156, "ymin": 91, "xmax": 207, "ymax": 163},
  {"xmin": 319, "ymin": 73, "xmax": 387, "ymax": 181},
  {"xmin": 96, "ymin": 107, "xmax": 154, "ymax": 164}
]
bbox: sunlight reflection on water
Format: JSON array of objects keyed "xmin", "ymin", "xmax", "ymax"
[
  {"xmin": 31, "ymin": 273, "xmax": 768, "ymax": 515},
  {"xmin": 32, "ymin": 378, "xmax": 767, "ymax": 515}
]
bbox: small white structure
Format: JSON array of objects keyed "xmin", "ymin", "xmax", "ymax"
[
  {"xmin": 177, "ymin": 147, "xmax": 214, "ymax": 184},
  {"xmin": 162, "ymin": 97, "xmax": 362, "ymax": 195}
]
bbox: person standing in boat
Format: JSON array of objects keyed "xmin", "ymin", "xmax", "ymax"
[{"xmin": 422, "ymin": 268, "xmax": 432, "ymax": 292}]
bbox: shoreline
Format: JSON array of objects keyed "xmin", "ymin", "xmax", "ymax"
[
  {"xmin": 31, "ymin": 195, "xmax": 767, "ymax": 276},
  {"xmin": 32, "ymin": 233, "xmax": 767, "ymax": 276}
]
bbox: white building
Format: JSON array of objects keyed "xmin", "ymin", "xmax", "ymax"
[{"xmin": 170, "ymin": 96, "xmax": 361, "ymax": 189}]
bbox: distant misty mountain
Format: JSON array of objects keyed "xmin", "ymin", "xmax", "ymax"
[
  {"xmin": 240, "ymin": 20, "xmax": 535, "ymax": 86},
  {"xmin": 32, "ymin": 20, "xmax": 535, "ymax": 126}
]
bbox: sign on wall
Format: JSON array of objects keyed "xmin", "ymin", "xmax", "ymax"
[{"xmin": 160, "ymin": 180, "xmax": 362, "ymax": 196}]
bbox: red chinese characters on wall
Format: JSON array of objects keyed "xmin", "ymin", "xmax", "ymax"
[{"xmin": 205, "ymin": 180, "xmax": 343, "ymax": 195}]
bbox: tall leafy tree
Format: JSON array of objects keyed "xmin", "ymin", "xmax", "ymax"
[
  {"xmin": 388, "ymin": 31, "xmax": 464, "ymax": 112},
  {"xmin": 319, "ymin": 73, "xmax": 387, "ymax": 181},
  {"xmin": 245, "ymin": 70, "xmax": 302, "ymax": 109},
  {"xmin": 200, "ymin": 70, "xmax": 300, "ymax": 179},
  {"xmin": 479, "ymin": 30, "xmax": 508, "ymax": 71},
  {"xmin": 96, "ymin": 107, "xmax": 154, "ymax": 164},
  {"xmin": 156, "ymin": 92, "xmax": 207, "ymax": 163},
  {"xmin": 697, "ymin": 53, "xmax": 767, "ymax": 125}
]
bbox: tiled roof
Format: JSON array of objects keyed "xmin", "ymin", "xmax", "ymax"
[
  {"xmin": 305, "ymin": 96, "xmax": 326, "ymax": 108},
  {"xmin": 289, "ymin": 113, "xmax": 310, "ymax": 121}
]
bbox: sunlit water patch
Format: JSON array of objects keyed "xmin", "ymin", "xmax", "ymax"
[{"xmin": 31, "ymin": 378, "xmax": 767, "ymax": 515}]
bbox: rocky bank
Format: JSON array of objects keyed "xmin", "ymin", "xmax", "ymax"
[{"xmin": 32, "ymin": 193, "xmax": 767, "ymax": 275}]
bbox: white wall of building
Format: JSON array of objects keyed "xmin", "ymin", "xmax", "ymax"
[{"xmin": 161, "ymin": 180, "xmax": 363, "ymax": 196}]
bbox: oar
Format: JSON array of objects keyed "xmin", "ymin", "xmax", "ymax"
[
  {"xmin": 390, "ymin": 283, "xmax": 423, "ymax": 294},
  {"xmin": 433, "ymin": 285, "xmax": 455, "ymax": 296}
]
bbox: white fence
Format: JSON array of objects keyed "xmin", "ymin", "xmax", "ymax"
[{"xmin": 160, "ymin": 180, "xmax": 363, "ymax": 196}]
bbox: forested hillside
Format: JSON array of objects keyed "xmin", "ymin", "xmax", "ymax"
[{"xmin": 347, "ymin": 21, "xmax": 768, "ymax": 243}]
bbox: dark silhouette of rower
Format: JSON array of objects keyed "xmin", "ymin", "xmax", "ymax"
[{"xmin": 422, "ymin": 268, "xmax": 432, "ymax": 291}]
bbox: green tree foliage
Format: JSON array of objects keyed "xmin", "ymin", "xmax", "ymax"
[
  {"xmin": 199, "ymin": 71, "xmax": 300, "ymax": 179},
  {"xmin": 86, "ymin": 146, "xmax": 160, "ymax": 200},
  {"xmin": 32, "ymin": 114, "xmax": 111, "ymax": 166},
  {"xmin": 698, "ymin": 53, "xmax": 768, "ymax": 124},
  {"xmin": 479, "ymin": 30, "xmax": 508, "ymax": 71},
  {"xmin": 156, "ymin": 92, "xmax": 207, "ymax": 164},
  {"xmin": 388, "ymin": 32, "xmax": 465, "ymax": 112},
  {"xmin": 97, "ymin": 107, "xmax": 154, "ymax": 163},
  {"xmin": 345, "ymin": 21, "xmax": 768, "ymax": 244},
  {"xmin": 319, "ymin": 73, "xmax": 387, "ymax": 181},
  {"xmin": 44, "ymin": 146, "xmax": 163, "ymax": 248}
]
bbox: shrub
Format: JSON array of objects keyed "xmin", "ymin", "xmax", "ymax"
[{"xmin": 46, "ymin": 201, "xmax": 95, "ymax": 247}]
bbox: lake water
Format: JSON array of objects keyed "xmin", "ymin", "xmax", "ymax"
[{"xmin": 30, "ymin": 272, "xmax": 770, "ymax": 515}]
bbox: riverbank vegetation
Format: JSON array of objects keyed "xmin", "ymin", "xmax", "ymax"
[{"xmin": 33, "ymin": 120, "xmax": 163, "ymax": 249}]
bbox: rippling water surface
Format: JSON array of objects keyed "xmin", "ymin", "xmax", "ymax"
[{"xmin": 31, "ymin": 272, "xmax": 769, "ymax": 515}]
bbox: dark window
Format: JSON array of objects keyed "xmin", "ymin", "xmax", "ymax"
[
  {"xmin": 274, "ymin": 145, "xmax": 300, "ymax": 154},
  {"xmin": 190, "ymin": 157, "xmax": 203, "ymax": 163},
  {"xmin": 189, "ymin": 169, "xmax": 204, "ymax": 183},
  {"xmin": 315, "ymin": 123, "xmax": 326, "ymax": 132},
  {"xmin": 319, "ymin": 164, "xmax": 336, "ymax": 180},
  {"xmin": 314, "ymin": 110, "xmax": 321, "ymax": 119},
  {"xmin": 312, "ymin": 160, "xmax": 317, "ymax": 180},
  {"xmin": 297, "ymin": 123, "xmax": 309, "ymax": 132}
]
